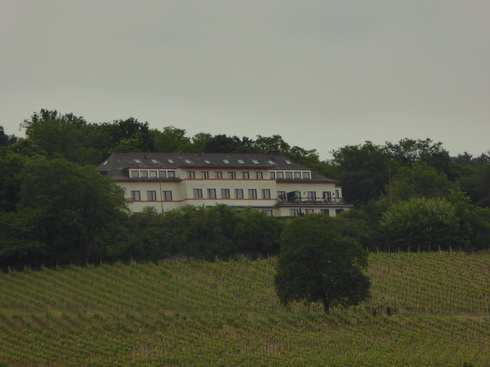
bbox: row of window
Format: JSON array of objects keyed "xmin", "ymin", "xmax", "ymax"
[
  {"xmin": 131, "ymin": 189, "xmax": 272, "ymax": 201},
  {"xmin": 129, "ymin": 170, "xmax": 311, "ymax": 180},
  {"xmin": 270, "ymin": 171, "xmax": 310, "ymax": 179},
  {"xmin": 131, "ymin": 189, "xmax": 342, "ymax": 202},
  {"xmin": 130, "ymin": 170, "xmax": 176, "ymax": 179},
  {"xmin": 132, "ymin": 190, "xmax": 173, "ymax": 201},
  {"xmin": 289, "ymin": 208, "xmax": 344, "ymax": 216}
]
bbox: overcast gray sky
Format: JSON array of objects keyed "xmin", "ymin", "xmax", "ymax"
[{"xmin": 1, "ymin": 0, "xmax": 489, "ymax": 159}]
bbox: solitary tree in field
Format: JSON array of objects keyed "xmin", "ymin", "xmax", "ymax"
[{"xmin": 274, "ymin": 215, "xmax": 370, "ymax": 314}]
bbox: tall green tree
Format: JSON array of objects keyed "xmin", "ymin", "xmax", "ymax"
[
  {"xmin": 275, "ymin": 215, "xmax": 370, "ymax": 313},
  {"xmin": 0, "ymin": 126, "xmax": 17, "ymax": 147},
  {"xmin": 151, "ymin": 126, "xmax": 192, "ymax": 153},
  {"xmin": 379, "ymin": 197, "xmax": 459, "ymax": 251},
  {"xmin": 385, "ymin": 138, "xmax": 451, "ymax": 174},
  {"xmin": 331, "ymin": 141, "xmax": 391, "ymax": 205},
  {"xmin": 0, "ymin": 157, "xmax": 128, "ymax": 268},
  {"xmin": 389, "ymin": 161, "xmax": 455, "ymax": 202}
]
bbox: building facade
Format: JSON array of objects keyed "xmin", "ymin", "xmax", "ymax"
[{"xmin": 97, "ymin": 151, "xmax": 352, "ymax": 216}]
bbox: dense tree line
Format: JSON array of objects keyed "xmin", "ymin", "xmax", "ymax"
[{"xmin": 1, "ymin": 109, "xmax": 489, "ymax": 269}]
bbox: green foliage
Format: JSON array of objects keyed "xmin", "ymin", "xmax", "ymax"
[
  {"xmin": 275, "ymin": 215, "xmax": 370, "ymax": 313},
  {"xmin": 459, "ymin": 163, "xmax": 490, "ymax": 207},
  {"xmin": 385, "ymin": 138, "xmax": 451, "ymax": 174},
  {"xmin": 233, "ymin": 207, "xmax": 283, "ymax": 254},
  {"xmin": 389, "ymin": 161, "xmax": 455, "ymax": 202},
  {"xmin": 0, "ymin": 125, "xmax": 17, "ymax": 147},
  {"xmin": 151, "ymin": 126, "xmax": 192, "ymax": 152},
  {"xmin": 331, "ymin": 141, "xmax": 391, "ymax": 205},
  {"xmin": 0, "ymin": 157, "xmax": 129, "ymax": 268},
  {"xmin": 379, "ymin": 197, "xmax": 459, "ymax": 251},
  {"xmin": 0, "ymin": 152, "xmax": 26, "ymax": 212}
]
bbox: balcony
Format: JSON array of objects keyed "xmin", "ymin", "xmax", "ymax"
[{"xmin": 276, "ymin": 196, "xmax": 346, "ymax": 206}]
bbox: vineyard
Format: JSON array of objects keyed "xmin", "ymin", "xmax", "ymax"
[{"xmin": 0, "ymin": 252, "xmax": 489, "ymax": 366}]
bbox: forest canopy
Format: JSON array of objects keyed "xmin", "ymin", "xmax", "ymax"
[{"xmin": 1, "ymin": 109, "xmax": 489, "ymax": 269}]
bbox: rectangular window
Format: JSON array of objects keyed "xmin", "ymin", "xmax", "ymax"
[
  {"xmin": 242, "ymin": 172, "xmax": 249, "ymax": 179},
  {"xmin": 264, "ymin": 210, "xmax": 273, "ymax": 216},
  {"xmin": 248, "ymin": 189, "xmax": 257, "ymax": 199},
  {"xmin": 290, "ymin": 209, "xmax": 299, "ymax": 217},
  {"xmin": 131, "ymin": 190, "xmax": 141, "ymax": 201},
  {"xmin": 221, "ymin": 189, "xmax": 230, "ymax": 199},
  {"xmin": 159, "ymin": 171, "xmax": 167, "ymax": 178},
  {"xmin": 140, "ymin": 171, "xmax": 148, "ymax": 178},
  {"xmin": 256, "ymin": 172, "xmax": 263, "ymax": 179},
  {"xmin": 262, "ymin": 189, "xmax": 271, "ymax": 199},
  {"xmin": 147, "ymin": 190, "xmax": 157, "ymax": 201},
  {"xmin": 270, "ymin": 172, "xmax": 276, "ymax": 179},
  {"xmin": 163, "ymin": 191, "xmax": 172, "ymax": 201},
  {"xmin": 193, "ymin": 188, "xmax": 203, "ymax": 198},
  {"xmin": 228, "ymin": 172, "xmax": 236, "ymax": 179},
  {"xmin": 130, "ymin": 170, "xmax": 139, "ymax": 178},
  {"xmin": 149, "ymin": 170, "xmax": 157, "ymax": 178},
  {"xmin": 335, "ymin": 190, "xmax": 340, "ymax": 198},
  {"xmin": 305, "ymin": 209, "xmax": 314, "ymax": 215},
  {"xmin": 277, "ymin": 172, "xmax": 284, "ymax": 179},
  {"xmin": 235, "ymin": 189, "xmax": 244, "ymax": 199},
  {"xmin": 320, "ymin": 209, "xmax": 330, "ymax": 216},
  {"xmin": 201, "ymin": 171, "xmax": 209, "ymax": 179},
  {"xmin": 285, "ymin": 172, "xmax": 293, "ymax": 179},
  {"xmin": 167, "ymin": 171, "xmax": 175, "ymax": 178},
  {"xmin": 323, "ymin": 191, "xmax": 332, "ymax": 200},
  {"xmin": 277, "ymin": 191, "xmax": 286, "ymax": 201},
  {"xmin": 302, "ymin": 172, "xmax": 311, "ymax": 179},
  {"xmin": 208, "ymin": 189, "xmax": 217, "ymax": 199},
  {"xmin": 306, "ymin": 191, "xmax": 316, "ymax": 200},
  {"xmin": 294, "ymin": 172, "xmax": 301, "ymax": 179},
  {"xmin": 187, "ymin": 171, "xmax": 195, "ymax": 179},
  {"xmin": 215, "ymin": 172, "xmax": 223, "ymax": 179}
]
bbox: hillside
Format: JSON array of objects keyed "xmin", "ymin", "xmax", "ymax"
[{"xmin": 0, "ymin": 252, "xmax": 489, "ymax": 366}]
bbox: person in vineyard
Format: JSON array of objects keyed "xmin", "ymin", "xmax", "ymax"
[
  {"xmin": 371, "ymin": 307, "xmax": 376, "ymax": 317},
  {"xmin": 386, "ymin": 306, "xmax": 392, "ymax": 316}
]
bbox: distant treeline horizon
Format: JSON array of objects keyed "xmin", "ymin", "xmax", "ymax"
[{"xmin": 1, "ymin": 109, "xmax": 489, "ymax": 269}]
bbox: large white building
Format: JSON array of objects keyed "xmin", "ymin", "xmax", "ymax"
[{"xmin": 97, "ymin": 151, "xmax": 352, "ymax": 216}]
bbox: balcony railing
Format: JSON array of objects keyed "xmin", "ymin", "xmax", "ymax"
[{"xmin": 276, "ymin": 197, "xmax": 346, "ymax": 205}]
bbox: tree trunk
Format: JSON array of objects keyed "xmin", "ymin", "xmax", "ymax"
[{"xmin": 321, "ymin": 294, "xmax": 330, "ymax": 314}]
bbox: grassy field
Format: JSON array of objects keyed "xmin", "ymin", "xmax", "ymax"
[{"xmin": 0, "ymin": 251, "xmax": 489, "ymax": 366}]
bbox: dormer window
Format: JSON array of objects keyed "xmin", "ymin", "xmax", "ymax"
[
  {"xmin": 185, "ymin": 159, "xmax": 192, "ymax": 164},
  {"xmin": 168, "ymin": 159, "xmax": 174, "ymax": 164},
  {"xmin": 204, "ymin": 160, "xmax": 211, "ymax": 164},
  {"xmin": 134, "ymin": 159, "xmax": 142, "ymax": 164},
  {"xmin": 252, "ymin": 160, "xmax": 259, "ymax": 164},
  {"xmin": 151, "ymin": 159, "xmax": 159, "ymax": 164},
  {"xmin": 223, "ymin": 159, "xmax": 230, "ymax": 164},
  {"xmin": 268, "ymin": 160, "xmax": 274, "ymax": 165},
  {"xmin": 238, "ymin": 160, "xmax": 245, "ymax": 165},
  {"xmin": 130, "ymin": 170, "xmax": 139, "ymax": 178},
  {"xmin": 285, "ymin": 160, "xmax": 292, "ymax": 165}
]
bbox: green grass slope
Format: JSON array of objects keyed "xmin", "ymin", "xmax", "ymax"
[{"xmin": 0, "ymin": 252, "xmax": 489, "ymax": 366}]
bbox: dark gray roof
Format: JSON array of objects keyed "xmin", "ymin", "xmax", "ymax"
[{"xmin": 97, "ymin": 151, "xmax": 339, "ymax": 182}]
